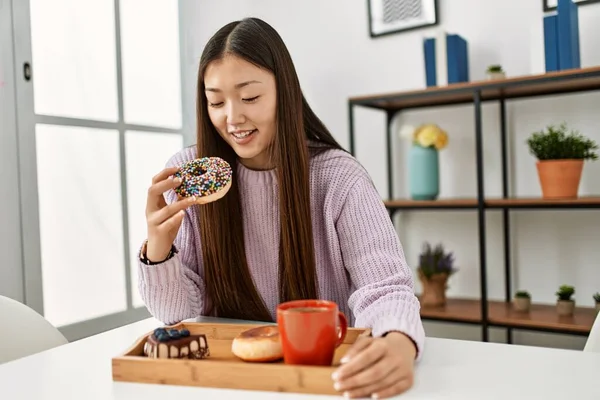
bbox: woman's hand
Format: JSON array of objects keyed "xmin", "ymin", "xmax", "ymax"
[
  {"xmin": 331, "ymin": 331, "xmax": 417, "ymax": 399},
  {"xmin": 145, "ymin": 167, "xmax": 196, "ymax": 262}
]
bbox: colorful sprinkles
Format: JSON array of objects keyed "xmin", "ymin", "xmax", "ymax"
[{"xmin": 174, "ymin": 157, "xmax": 232, "ymax": 198}]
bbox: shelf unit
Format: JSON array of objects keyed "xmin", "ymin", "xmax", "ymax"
[{"xmin": 347, "ymin": 66, "xmax": 600, "ymax": 342}]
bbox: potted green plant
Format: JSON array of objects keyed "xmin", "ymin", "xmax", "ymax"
[
  {"xmin": 555, "ymin": 285, "xmax": 575, "ymax": 316},
  {"xmin": 513, "ymin": 290, "xmax": 531, "ymax": 312},
  {"xmin": 593, "ymin": 292, "xmax": 600, "ymax": 313},
  {"xmin": 486, "ymin": 64, "xmax": 505, "ymax": 80},
  {"xmin": 526, "ymin": 122, "xmax": 598, "ymax": 199},
  {"xmin": 417, "ymin": 242, "xmax": 457, "ymax": 307}
]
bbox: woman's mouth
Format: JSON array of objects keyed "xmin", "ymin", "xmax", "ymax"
[{"xmin": 231, "ymin": 129, "xmax": 257, "ymax": 144}]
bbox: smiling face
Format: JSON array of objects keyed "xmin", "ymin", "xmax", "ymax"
[{"xmin": 203, "ymin": 55, "xmax": 277, "ymax": 170}]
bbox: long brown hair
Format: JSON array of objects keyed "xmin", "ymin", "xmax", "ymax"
[{"xmin": 195, "ymin": 18, "xmax": 345, "ymax": 321}]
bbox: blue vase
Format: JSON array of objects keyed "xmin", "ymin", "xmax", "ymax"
[{"xmin": 409, "ymin": 144, "xmax": 439, "ymax": 200}]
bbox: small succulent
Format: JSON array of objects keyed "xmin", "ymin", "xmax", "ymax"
[
  {"xmin": 593, "ymin": 292, "xmax": 600, "ymax": 303},
  {"xmin": 556, "ymin": 285, "xmax": 575, "ymax": 301},
  {"xmin": 487, "ymin": 64, "xmax": 503, "ymax": 73},
  {"xmin": 417, "ymin": 242, "xmax": 457, "ymax": 279},
  {"xmin": 515, "ymin": 290, "xmax": 531, "ymax": 299}
]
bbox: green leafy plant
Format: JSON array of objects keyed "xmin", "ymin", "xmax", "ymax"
[
  {"xmin": 593, "ymin": 292, "xmax": 600, "ymax": 303},
  {"xmin": 526, "ymin": 122, "xmax": 599, "ymax": 161},
  {"xmin": 556, "ymin": 285, "xmax": 575, "ymax": 301},
  {"xmin": 417, "ymin": 242, "xmax": 457, "ymax": 279},
  {"xmin": 515, "ymin": 290, "xmax": 531, "ymax": 299},
  {"xmin": 487, "ymin": 64, "xmax": 503, "ymax": 73}
]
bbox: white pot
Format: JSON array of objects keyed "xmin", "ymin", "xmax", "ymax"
[
  {"xmin": 556, "ymin": 300, "xmax": 575, "ymax": 316},
  {"xmin": 486, "ymin": 71, "xmax": 506, "ymax": 80},
  {"xmin": 513, "ymin": 297, "xmax": 531, "ymax": 312}
]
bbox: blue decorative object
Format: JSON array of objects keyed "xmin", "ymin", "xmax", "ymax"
[
  {"xmin": 557, "ymin": 0, "xmax": 580, "ymax": 70},
  {"xmin": 544, "ymin": 15, "xmax": 559, "ymax": 71},
  {"xmin": 423, "ymin": 32, "xmax": 469, "ymax": 87},
  {"xmin": 543, "ymin": 0, "xmax": 580, "ymax": 72},
  {"xmin": 409, "ymin": 144, "xmax": 439, "ymax": 200},
  {"xmin": 446, "ymin": 34, "xmax": 469, "ymax": 84}
]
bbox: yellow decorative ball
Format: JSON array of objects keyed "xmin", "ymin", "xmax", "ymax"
[
  {"xmin": 415, "ymin": 124, "xmax": 448, "ymax": 150},
  {"xmin": 434, "ymin": 130, "xmax": 448, "ymax": 150}
]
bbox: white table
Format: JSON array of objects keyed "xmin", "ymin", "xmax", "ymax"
[{"xmin": 1, "ymin": 316, "xmax": 599, "ymax": 399}]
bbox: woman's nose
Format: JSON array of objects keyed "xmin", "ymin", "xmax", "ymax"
[{"xmin": 226, "ymin": 103, "xmax": 245, "ymax": 126}]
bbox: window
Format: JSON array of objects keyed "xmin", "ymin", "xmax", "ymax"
[{"xmin": 16, "ymin": 0, "xmax": 186, "ymax": 336}]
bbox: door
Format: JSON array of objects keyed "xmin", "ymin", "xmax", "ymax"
[
  {"xmin": 12, "ymin": 0, "xmax": 189, "ymax": 340},
  {"xmin": 0, "ymin": 0, "xmax": 25, "ymax": 303}
]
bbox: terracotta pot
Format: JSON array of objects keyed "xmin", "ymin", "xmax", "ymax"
[
  {"xmin": 418, "ymin": 271, "xmax": 448, "ymax": 307},
  {"xmin": 556, "ymin": 300, "xmax": 575, "ymax": 316},
  {"xmin": 513, "ymin": 297, "xmax": 531, "ymax": 312},
  {"xmin": 536, "ymin": 160, "xmax": 583, "ymax": 199}
]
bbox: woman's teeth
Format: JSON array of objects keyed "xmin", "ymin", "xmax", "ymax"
[{"xmin": 232, "ymin": 130, "xmax": 254, "ymax": 138}]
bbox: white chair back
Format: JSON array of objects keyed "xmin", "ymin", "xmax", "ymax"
[
  {"xmin": 0, "ymin": 295, "xmax": 68, "ymax": 364},
  {"xmin": 583, "ymin": 311, "xmax": 600, "ymax": 353}
]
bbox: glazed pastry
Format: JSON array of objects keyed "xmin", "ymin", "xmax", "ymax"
[{"xmin": 231, "ymin": 325, "xmax": 283, "ymax": 362}]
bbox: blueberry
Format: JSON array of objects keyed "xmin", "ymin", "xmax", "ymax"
[
  {"xmin": 180, "ymin": 328, "xmax": 190, "ymax": 337},
  {"xmin": 168, "ymin": 329, "xmax": 181, "ymax": 339},
  {"xmin": 157, "ymin": 332, "xmax": 170, "ymax": 342},
  {"xmin": 154, "ymin": 328, "xmax": 167, "ymax": 337}
]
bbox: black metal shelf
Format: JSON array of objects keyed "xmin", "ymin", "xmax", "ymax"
[
  {"xmin": 348, "ymin": 66, "xmax": 600, "ymax": 113},
  {"xmin": 348, "ymin": 66, "xmax": 600, "ymax": 343},
  {"xmin": 384, "ymin": 197, "xmax": 600, "ymax": 212}
]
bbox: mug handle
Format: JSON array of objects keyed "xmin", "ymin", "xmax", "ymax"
[{"xmin": 335, "ymin": 311, "xmax": 348, "ymax": 348}]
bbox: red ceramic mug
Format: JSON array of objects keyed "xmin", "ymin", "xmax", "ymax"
[{"xmin": 276, "ymin": 299, "xmax": 348, "ymax": 366}]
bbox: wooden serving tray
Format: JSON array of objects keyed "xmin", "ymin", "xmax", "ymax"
[{"xmin": 112, "ymin": 321, "xmax": 369, "ymax": 395}]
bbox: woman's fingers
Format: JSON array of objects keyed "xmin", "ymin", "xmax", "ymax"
[
  {"xmin": 146, "ymin": 175, "xmax": 183, "ymax": 214},
  {"xmin": 334, "ymin": 339, "xmax": 386, "ymax": 381},
  {"xmin": 158, "ymin": 209, "xmax": 186, "ymax": 233},
  {"xmin": 335, "ymin": 354, "xmax": 396, "ymax": 394},
  {"xmin": 151, "ymin": 166, "xmax": 180, "ymax": 185},
  {"xmin": 338, "ymin": 336, "xmax": 372, "ymax": 366},
  {"xmin": 341, "ymin": 365, "xmax": 402, "ymax": 399},
  {"xmin": 148, "ymin": 176, "xmax": 182, "ymax": 200},
  {"xmin": 149, "ymin": 196, "xmax": 196, "ymax": 226}
]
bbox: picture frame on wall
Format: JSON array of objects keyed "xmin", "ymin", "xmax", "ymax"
[
  {"xmin": 543, "ymin": 0, "xmax": 600, "ymax": 11},
  {"xmin": 367, "ymin": 0, "xmax": 439, "ymax": 38}
]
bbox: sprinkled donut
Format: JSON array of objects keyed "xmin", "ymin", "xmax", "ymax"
[{"xmin": 174, "ymin": 157, "xmax": 233, "ymax": 204}]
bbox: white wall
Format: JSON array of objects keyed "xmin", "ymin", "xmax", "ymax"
[
  {"xmin": 180, "ymin": 0, "xmax": 600, "ymax": 349},
  {"xmin": 0, "ymin": 0, "xmax": 25, "ymax": 303}
]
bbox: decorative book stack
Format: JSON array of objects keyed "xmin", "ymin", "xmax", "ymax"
[
  {"xmin": 543, "ymin": 0, "xmax": 581, "ymax": 72},
  {"xmin": 423, "ymin": 30, "xmax": 469, "ymax": 87}
]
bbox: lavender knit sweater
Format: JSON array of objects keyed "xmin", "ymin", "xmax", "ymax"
[{"xmin": 138, "ymin": 144, "xmax": 425, "ymax": 357}]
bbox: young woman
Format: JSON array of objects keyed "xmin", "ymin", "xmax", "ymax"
[{"xmin": 139, "ymin": 17, "xmax": 424, "ymax": 399}]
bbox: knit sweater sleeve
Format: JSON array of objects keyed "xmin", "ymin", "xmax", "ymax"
[
  {"xmin": 336, "ymin": 176, "xmax": 425, "ymax": 360},
  {"xmin": 137, "ymin": 153, "xmax": 207, "ymax": 325}
]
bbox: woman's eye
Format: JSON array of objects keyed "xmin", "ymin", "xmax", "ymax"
[
  {"xmin": 208, "ymin": 101, "xmax": 223, "ymax": 108},
  {"xmin": 243, "ymin": 96, "xmax": 259, "ymax": 103}
]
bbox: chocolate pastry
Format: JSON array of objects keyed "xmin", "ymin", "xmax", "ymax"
[{"xmin": 143, "ymin": 327, "xmax": 210, "ymax": 359}]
